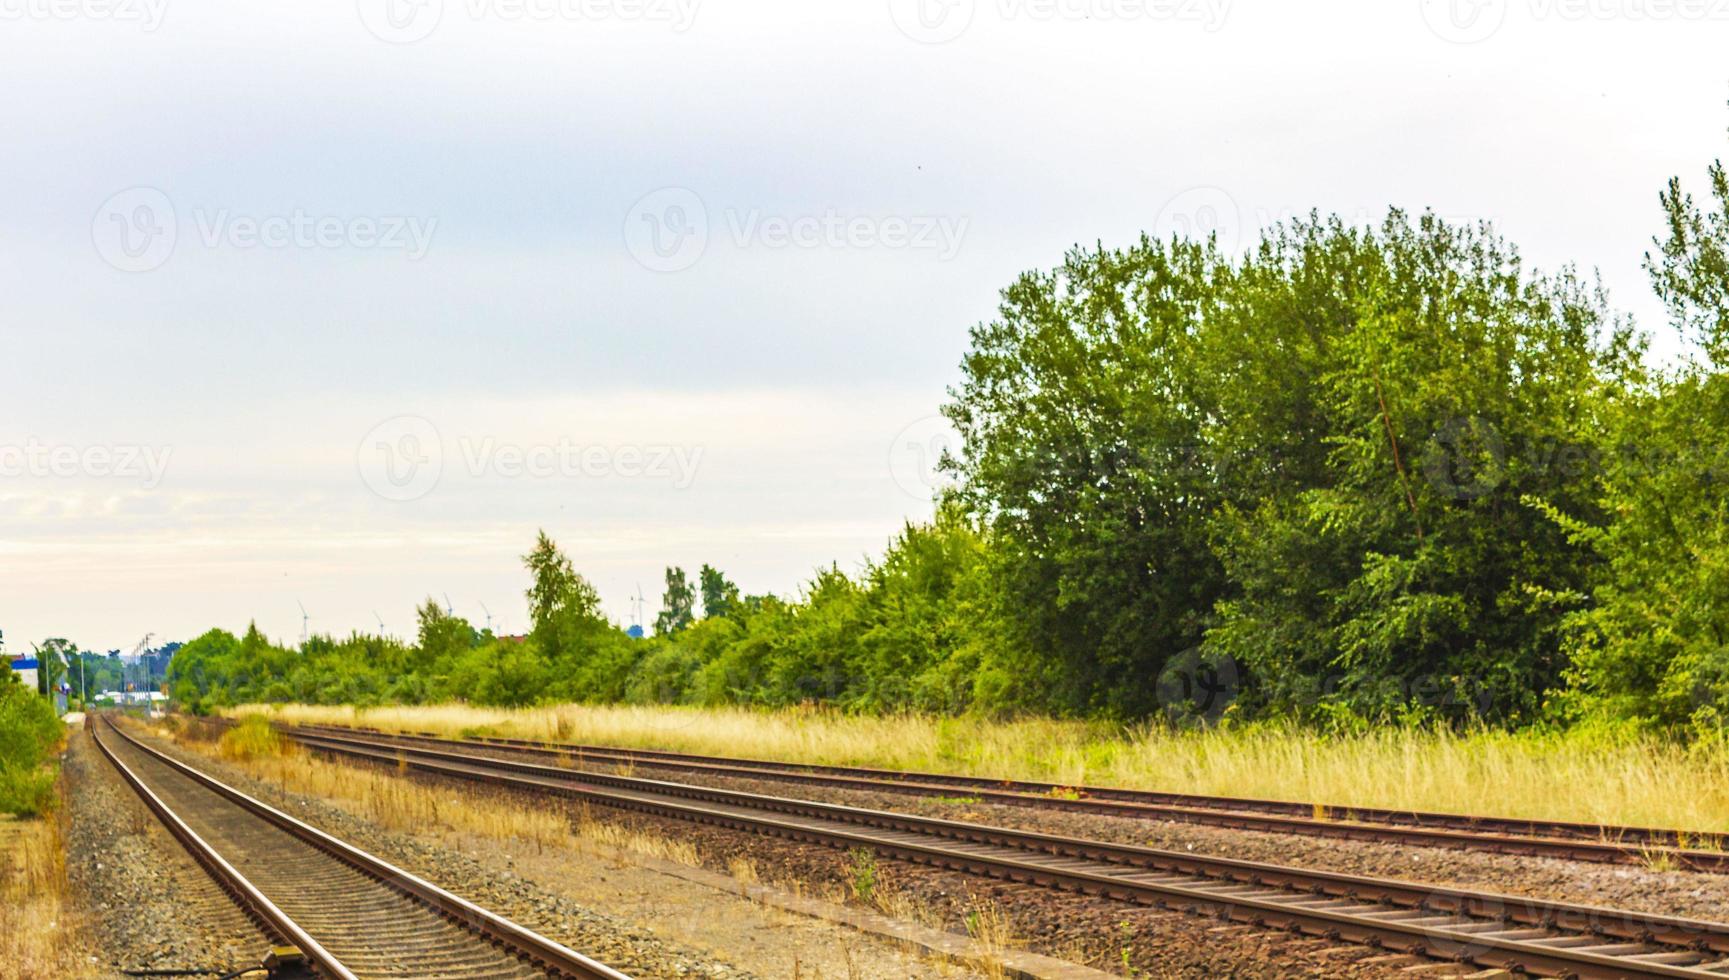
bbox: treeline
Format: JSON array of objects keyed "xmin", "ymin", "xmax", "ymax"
[{"xmin": 171, "ymin": 137, "xmax": 1729, "ymax": 735}]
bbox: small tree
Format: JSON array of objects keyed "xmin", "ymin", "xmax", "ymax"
[
  {"xmin": 656, "ymin": 566, "xmax": 696, "ymax": 635},
  {"xmin": 699, "ymin": 564, "xmax": 741, "ymax": 620}
]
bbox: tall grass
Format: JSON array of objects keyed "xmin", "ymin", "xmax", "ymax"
[
  {"xmin": 0, "ymin": 801, "xmax": 97, "ymax": 976},
  {"xmin": 217, "ymin": 715, "xmax": 288, "ymax": 761},
  {"xmin": 236, "ymin": 702, "xmax": 1729, "ymax": 831}
]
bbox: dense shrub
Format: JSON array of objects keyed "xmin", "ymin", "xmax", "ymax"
[{"xmin": 0, "ymin": 664, "xmax": 64, "ymax": 816}]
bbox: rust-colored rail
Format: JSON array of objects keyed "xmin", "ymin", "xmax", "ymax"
[
  {"xmin": 287, "ymin": 725, "xmax": 1729, "ymax": 980},
  {"xmin": 285, "ymin": 720, "xmax": 1729, "ymax": 873},
  {"xmin": 96, "ymin": 717, "xmax": 631, "ymax": 980}
]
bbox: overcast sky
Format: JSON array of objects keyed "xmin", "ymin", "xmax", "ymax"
[{"xmin": 2, "ymin": 0, "xmax": 1726, "ymax": 653}]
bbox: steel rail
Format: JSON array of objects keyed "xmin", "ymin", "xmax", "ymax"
[
  {"xmin": 288, "ymin": 726, "xmax": 1729, "ymax": 980},
  {"xmin": 284, "ymin": 721, "xmax": 1729, "ymax": 873},
  {"xmin": 100, "ymin": 718, "xmax": 632, "ymax": 980},
  {"xmin": 91, "ymin": 718, "xmax": 352, "ymax": 980}
]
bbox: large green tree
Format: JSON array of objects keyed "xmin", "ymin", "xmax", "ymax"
[
  {"xmin": 1545, "ymin": 131, "xmax": 1729, "ymax": 730},
  {"xmin": 945, "ymin": 212, "xmax": 1624, "ymax": 722}
]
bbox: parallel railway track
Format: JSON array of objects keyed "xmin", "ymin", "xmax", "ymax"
[
  {"xmin": 286, "ymin": 724, "xmax": 1729, "ymax": 980},
  {"xmin": 283, "ymin": 722, "xmax": 1729, "ymax": 874},
  {"xmin": 94, "ymin": 717, "xmax": 630, "ymax": 980}
]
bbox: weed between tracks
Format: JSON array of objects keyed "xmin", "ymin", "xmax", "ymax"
[{"xmin": 238, "ymin": 702, "xmax": 1729, "ymax": 833}]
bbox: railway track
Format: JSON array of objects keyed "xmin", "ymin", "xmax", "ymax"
[
  {"xmin": 93, "ymin": 717, "xmax": 631, "ymax": 980},
  {"xmin": 281, "ymin": 721, "xmax": 1729, "ymax": 874},
  {"xmin": 286, "ymin": 724, "xmax": 1729, "ymax": 980}
]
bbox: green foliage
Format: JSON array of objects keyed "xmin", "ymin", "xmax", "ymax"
[
  {"xmin": 847, "ymin": 847, "xmax": 877, "ymax": 903},
  {"xmin": 32, "ymin": 638, "xmax": 73, "ymax": 698},
  {"xmin": 218, "ymin": 715, "xmax": 288, "ymax": 760},
  {"xmin": 1543, "ymin": 138, "xmax": 1729, "ymax": 732},
  {"xmin": 699, "ymin": 564, "xmax": 740, "ymax": 620},
  {"xmin": 0, "ymin": 662, "xmax": 63, "ymax": 816},
  {"xmin": 944, "ymin": 211, "xmax": 1627, "ymax": 723},
  {"xmin": 655, "ymin": 566, "xmax": 696, "ymax": 636},
  {"xmin": 159, "ymin": 128, "xmax": 1729, "ymax": 736},
  {"xmin": 1201, "ymin": 216, "xmax": 1624, "ymax": 725}
]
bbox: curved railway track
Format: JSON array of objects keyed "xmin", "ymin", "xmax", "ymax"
[
  {"xmin": 286, "ymin": 724, "xmax": 1729, "ymax": 980},
  {"xmin": 282, "ymin": 721, "xmax": 1729, "ymax": 873},
  {"xmin": 93, "ymin": 717, "xmax": 631, "ymax": 980}
]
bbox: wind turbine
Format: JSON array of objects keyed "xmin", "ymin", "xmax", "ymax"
[
  {"xmin": 373, "ymin": 610, "xmax": 386, "ymax": 634},
  {"xmin": 442, "ymin": 593, "xmax": 454, "ymax": 616},
  {"xmin": 296, "ymin": 600, "xmax": 310, "ymax": 647},
  {"xmin": 478, "ymin": 601, "xmax": 493, "ymax": 634}
]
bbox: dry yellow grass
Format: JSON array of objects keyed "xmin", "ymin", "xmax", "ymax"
[
  {"xmin": 233, "ymin": 702, "xmax": 1729, "ymax": 831},
  {"xmin": 0, "ymin": 809, "xmax": 98, "ymax": 979},
  {"xmin": 168, "ymin": 723, "xmax": 700, "ymax": 866}
]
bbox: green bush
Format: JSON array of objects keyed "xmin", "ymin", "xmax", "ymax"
[{"xmin": 0, "ymin": 671, "xmax": 64, "ymax": 816}]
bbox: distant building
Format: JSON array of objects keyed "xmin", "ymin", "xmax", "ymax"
[{"xmin": 9, "ymin": 657, "xmax": 39, "ymax": 691}]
